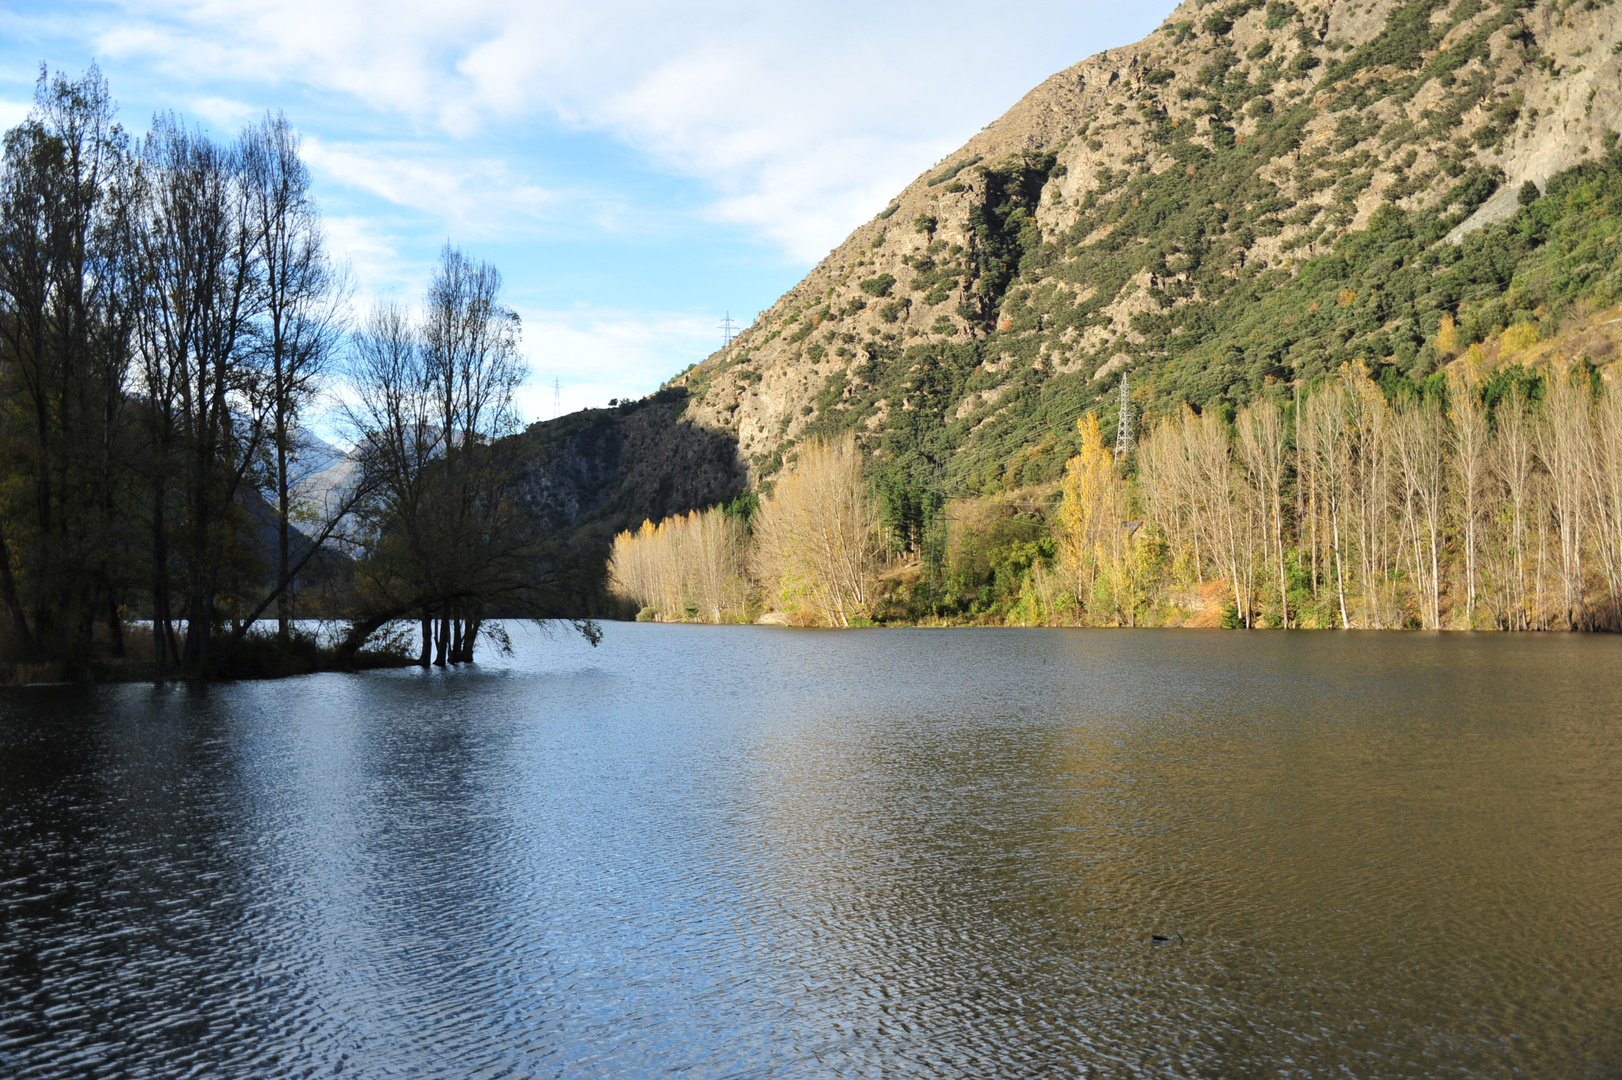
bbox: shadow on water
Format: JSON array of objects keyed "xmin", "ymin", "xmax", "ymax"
[{"xmin": 2, "ymin": 626, "xmax": 1620, "ymax": 1077}]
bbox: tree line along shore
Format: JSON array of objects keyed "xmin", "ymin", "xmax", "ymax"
[
  {"xmin": 0, "ymin": 68, "xmax": 592, "ymax": 683},
  {"xmin": 610, "ymin": 352, "xmax": 1622, "ymax": 630}
]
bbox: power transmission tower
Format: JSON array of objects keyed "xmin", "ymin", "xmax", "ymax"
[
  {"xmin": 720, "ymin": 310, "xmax": 738, "ymax": 347},
  {"xmin": 553, "ymin": 377, "xmax": 561, "ymax": 420},
  {"xmin": 1114, "ymin": 373, "xmax": 1135, "ymax": 460}
]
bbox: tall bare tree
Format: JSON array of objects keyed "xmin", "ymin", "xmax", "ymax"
[
  {"xmin": 1393, "ymin": 397, "xmax": 1446, "ymax": 629},
  {"xmin": 1537, "ymin": 367, "xmax": 1593, "ymax": 629},
  {"xmin": 1590, "ymin": 380, "xmax": 1622, "ymax": 625},
  {"xmin": 241, "ymin": 113, "xmax": 346, "ymax": 642},
  {"xmin": 337, "ymin": 250, "xmax": 582, "ymax": 665},
  {"xmin": 1488, "ymin": 388, "xmax": 1536, "ymax": 630},
  {"xmin": 131, "ymin": 115, "xmax": 267, "ymax": 669},
  {"xmin": 1237, "ymin": 397, "xmax": 1289, "ymax": 627},
  {"xmin": 753, "ymin": 434, "xmax": 881, "ymax": 626},
  {"xmin": 1447, "ymin": 366, "xmax": 1489, "ymax": 624}
]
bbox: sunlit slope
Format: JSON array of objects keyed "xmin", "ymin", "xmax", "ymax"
[{"xmin": 669, "ymin": 0, "xmax": 1622, "ymax": 497}]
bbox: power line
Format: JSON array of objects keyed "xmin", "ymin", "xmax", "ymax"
[
  {"xmin": 553, "ymin": 377, "xmax": 561, "ymax": 421},
  {"xmin": 720, "ymin": 310, "xmax": 739, "ymax": 347}
]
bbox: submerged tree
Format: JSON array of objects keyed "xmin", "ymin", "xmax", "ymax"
[
  {"xmin": 340, "ymin": 245, "xmax": 591, "ymax": 663},
  {"xmin": 0, "ymin": 67, "xmax": 598, "ymax": 679}
]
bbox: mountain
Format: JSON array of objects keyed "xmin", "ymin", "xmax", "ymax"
[{"xmin": 520, "ymin": 0, "xmax": 1622, "ymax": 596}]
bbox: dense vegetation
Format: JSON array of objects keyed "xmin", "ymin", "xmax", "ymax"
[
  {"xmin": 616, "ymin": 108, "xmax": 1622, "ymax": 632},
  {"xmin": 608, "ymin": 437, "xmax": 883, "ymax": 627},
  {"xmin": 614, "ymin": 353, "xmax": 1622, "ymax": 632},
  {"xmin": 774, "ymin": 135, "xmax": 1622, "ymax": 567},
  {"xmin": 0, "ymin": 68, "xmax": 591, "ymax": 681},
  {"xmin": 624, "ymin": 134, "xmax": 1622, "ymax": 630}
]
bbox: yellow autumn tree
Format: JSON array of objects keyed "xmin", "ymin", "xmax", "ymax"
[
  {"xmin": 608, "ymin": 508, "xmax": 748, "ymax": 622},
  {"xmin": 751, "ymin": 434, "xmax": 882, "ymax": 626},
  {"xmin": 1056, "ymin": 414, "xmax": 1128, "ymax": 621},
  {"xmin": 1436, "ymin": 313, "xmax": 1458, "ymax": 358}
]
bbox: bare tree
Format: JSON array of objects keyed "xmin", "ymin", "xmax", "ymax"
[
  {"xmin": 1489, "ymin": 388, "xmax": 1536, "ymax": 630},
  {"xmin": 1393, "ymin": 396, "xmax": 1446, "ymax": 629},
  {"xmin": 1237, "ymin": 397, "xmax": 1289, "ymax": 627},
  {"xmin": 336, "ymin": 253, "xmax": 582, "ymax": 665},
  {"xmin": 1137, "ymin": 410, "xmax": 1198, "ymax": 579},
  {"xmin": 131, "ymin": 115, "xmax": 265, "ymax": 670},
  {"xmin": 753, "ymin": 434, "xmax": 881, "ymax": 626},
  {"xmin": 241, "ymin": 112, "xmax": 347, "ymax": 642},
  {"xmin": 343, "ymin": 303, "xmax": 440, "ymax": 661},
  {"xmin": 1303, "ymin": 381, "xmax": 1352, "ymax": 628},
  {"xmin": 418, "ymin": 244, "xmax": 526, "ymax": 660},
  {"xmin": 1447, "ymin": 366, "xmax": 1489, "ymax": 624},
  {"xmin": 1590, "ymin": 379, "xmax": 1622, "ymax": 624},
  {"xmin": 1536, "ymin": 367, "xmax": 1593, "ymax": 629},
  {"xmin": 1184, "ymin": 409, "xmax": 1247, "ymax": 624}
]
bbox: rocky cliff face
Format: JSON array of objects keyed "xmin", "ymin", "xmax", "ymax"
[
  {"xmin": 514, "ymin": 391, "xmax": 747, "ymax": 603},
  {"xmin": 675, "ymin": 0, "xmax": 1620, "ymax": 471},
  {"xmin": 523, "ymin": 0, "xmax": 1622, "ymax": 589}
]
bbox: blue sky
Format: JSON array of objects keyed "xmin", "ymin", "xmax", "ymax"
[{"xmin": 1, "ymin": 0, "xmax": 1170, "ymax": 424}]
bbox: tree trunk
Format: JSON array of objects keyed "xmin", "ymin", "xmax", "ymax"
[
  {"xmin": 105, "ymin": 578, "xmax": 125, "ymax": 659},
  {"xmin": 0, "ymin": 525, "xmax": 33, "ymax": 653},
  {"xmin": 276, "ymin": 416, "xmax": 290, "ymax": 643},
  {"xmin": 419, "ymin": 609, "xmax": 432, "ymax": 667},
  {"xmin": 182, "ymin": 582, "xmax": 205, "ymax": 667},
  {"xmin": 335, "ymin": 607, "xmax": 410, "ymax": 666},
  {"xmin": 152, "ymin": 493, "xmax": 171, "ymax": 673}
]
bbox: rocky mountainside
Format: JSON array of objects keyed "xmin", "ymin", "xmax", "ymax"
[{"xmin": 522, "ymin": 0, "xmax": 1622, "ymax": 594}]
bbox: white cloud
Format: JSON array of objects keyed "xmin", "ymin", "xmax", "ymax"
[
  {"xmin": 60, "ymin": 0, "xmax": 1166, "ymax": 402},
  {"xmin": 321, "ymin": 214, "xmax": 417, "ymax": 299},
  {"xmin": 0, "ymin": 99, "xmax": 31, "ymax": 130},
  {"xmin": 301, "ymin": 137, "xmax": 564, "ymax": 235},
  {"xmin": 513, "ymin": 305, "xmax": 718, "ymax": 422},
  {"xmin": 93, "ymin": 0, "xmax": 1167, "ymax": 260},
  {"xmin": 189, "ymin": 94, "xmax": 255, "ymax": 129}
]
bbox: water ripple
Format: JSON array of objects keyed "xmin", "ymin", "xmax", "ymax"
[{"xmin": 1, "ymin": 626, "xmax": 1620, "ymax": 1077}]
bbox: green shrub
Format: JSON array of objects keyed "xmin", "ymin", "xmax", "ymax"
[
  {"xmin": 860, "ymin": 273, "xmax": 896, "ymax": 297},
  {"xmin": 928, "ymin": 156, "xmax": 982, "ymax": 187}
]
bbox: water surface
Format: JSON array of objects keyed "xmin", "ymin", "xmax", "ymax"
[{"xmin": 2, "ymin": 626, "xmax": 1619, "ymax": 1077}]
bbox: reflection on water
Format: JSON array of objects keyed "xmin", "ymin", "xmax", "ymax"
[{"xmin": 1, "ymin": 626, "xmax": 1619, "ymax": 1078}]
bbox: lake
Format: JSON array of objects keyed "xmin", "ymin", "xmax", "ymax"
[{"xmin": 2, "ymin": 625, "xmax": 1619, "ymax": 1078}]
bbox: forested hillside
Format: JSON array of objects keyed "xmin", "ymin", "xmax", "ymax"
[
  {"xmin": 662, "ymin": 0, "xmax": 1620, "ymax": 502},
  {"xmin": 587, "ymin": 0, "xmax": 1622, "ymax": 630}
]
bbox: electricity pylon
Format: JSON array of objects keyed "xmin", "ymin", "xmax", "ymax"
[{"xmin": 1114, "ymin": 373, "xmax": 1135, "ymax": 460}]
